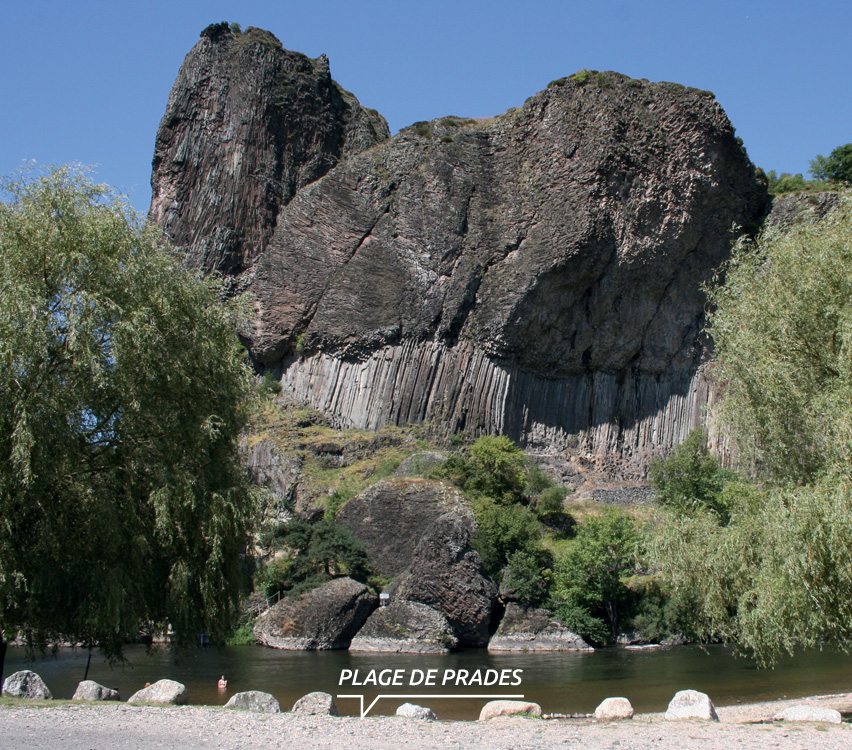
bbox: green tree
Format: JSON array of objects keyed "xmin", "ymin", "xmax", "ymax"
[
  {"xmin": 550, "ymin": 511, "xmax": 639, "ymax": 642},
  {"xmin": 437, "ymin": 435, "xmax": 529, "ymax": 504},
  {"xmin": 0, "ymin": 167, "xmax": 262, "ymax": 680},
  {"xmin": 471, "ymin": 498, "xmax": 542, "ymax": 579},
  {"xmin": 707, "ymin": 194, "xmax": 852, "ymax": 482},
  {"xmin": 646, "ymin": 193, "xmax": 852, "ymax": 662},
  {"xmin": 259, "ymin": 518, "xmax": 372, "ymax": 597},
  {"xmin": 810, "ymin": 143, "xmax": 852, "ymax": 185},
  {"xmin": 649, "ymin": 429, "xmax": 738, "ymax": 523}
]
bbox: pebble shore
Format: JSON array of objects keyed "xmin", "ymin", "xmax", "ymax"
[{"xmin": 2, "ymin": 693, "xmax": 851, "ymax": 750}]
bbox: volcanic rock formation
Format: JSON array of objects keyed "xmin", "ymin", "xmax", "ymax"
[{"xmin": 151, "ymin": 28, "xmax": 770, "ymax": 473}]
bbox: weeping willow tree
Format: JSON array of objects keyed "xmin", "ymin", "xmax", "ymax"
[
  {"xmin": 0, "ymin": 167, "xmax": 263, "ymax": 680},
  {"xmin": 649, "ymin": 193, "xmax": 852, "ymax": 663}
]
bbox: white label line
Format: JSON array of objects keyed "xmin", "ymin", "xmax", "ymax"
[{"xmin": 337, "ymin": 693, "xmax": 526, "ymax": 718}]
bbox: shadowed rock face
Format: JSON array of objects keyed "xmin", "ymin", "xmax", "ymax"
[
  {"xmin": 152, "ymin": 34, "xmax": 769, "ymax": 470},
  {"xmin": 149, "ymin": 23, "xmax": 389, "ymax": 279}
]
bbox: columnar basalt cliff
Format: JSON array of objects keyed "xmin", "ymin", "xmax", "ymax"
[{"xmin": 151, "ymin": 30, "xmax": 769, "ymax": 474}]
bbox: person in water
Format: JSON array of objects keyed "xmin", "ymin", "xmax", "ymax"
[{"xmin": 218, "ymin": 676, "xmax": 227, "ymax": 689}]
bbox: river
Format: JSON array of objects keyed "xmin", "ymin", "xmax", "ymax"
[{"xmin": 6, "ymin": 644, "xmax": 852, "ymax": 720}]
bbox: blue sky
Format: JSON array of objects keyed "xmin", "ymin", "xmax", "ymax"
[{"xmin": 2, "ymin": 0, "xmax": 849, "ymax": 214}]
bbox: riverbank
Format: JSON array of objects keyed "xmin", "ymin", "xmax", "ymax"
[{"xmin": 2, "ymin": 693, "xmax": 851, "ymax": 750}]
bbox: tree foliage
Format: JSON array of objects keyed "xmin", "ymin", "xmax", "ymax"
[
  {"xmin": 649, "ymin": 429, "xmax": 738, "ymax": 523},
  {"xmin": 707, "ymin": 194, "xmax": 852, "ymax": 482},
  {"xmin": 549, "ymin": 511, "xmax": 639, "ymax": 643},
  {"xmin": 0, "ymin": 167, "xmax": 261, "ymax": 673},
  {"xmin": 810, "ymin": 143, "xmax": 852, "ymax": 185},
  {"xmin": 646, "ymin": 193, "xmax": 852, "ymax": 662},
  {"xmin": 257, "ymin": 518, "xmax": 372, "ymax": 597}
]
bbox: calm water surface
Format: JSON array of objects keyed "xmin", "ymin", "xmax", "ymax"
[{"xmin": 7, "ymin": 644, "xmax": 852, "ymax": 720}]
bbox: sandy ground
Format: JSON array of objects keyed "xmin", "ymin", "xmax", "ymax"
[{"xmin": 2, "ymin": 693, "xmax": 852, "ymax": 750}]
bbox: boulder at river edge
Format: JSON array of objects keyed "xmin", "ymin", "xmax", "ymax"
[
  {"xmin": 349, "ymin": 599, "xmax": 458, "ymax": 653},
  {"xmin": 127, "ymin": 679, "xmax": 188, "ymax": 705},
  {"xmin": 488, "ymin": 603, "xmax": 593, "ymax": 651},
  {"xmin": 337, "ymin": 478, "xmax": 470, "ymax": 578},
  {"xmin": 664, "ymin": 690, "xmax": 719, "ymax": 721},
  {"xmin": 254, "ymin": 577, "xmax": 377, "ymax": 649},
  {"xmin": 225, "ymin": 691, "xmax": 281, "ymax": 713},
  {"xmin": 72, "ymin": 680, "xmax": 120, "ymax": 701},
  {"xmin": 292, "ymin": 691, "xmax": 339, "ymax": 716},
  {"xmin": 396, "ymin": 702, "xmax": 437, "ymax": 720},
  {"xmin": 594, "ymin": 697, "xmax": 634, "ymax": 720},
  {"xmin": 386, "ymin": 509, "xmax": 497, "ymax": 647},
  {"xmin": 773, "ymin": 705, "xmax": 842, "ymax": 724},
  {"xmin": 479, "ymin": 700, "xmax": 542, "ymax": 721},
  {"xmin": 2, "ymin": 670, "xmax": 52, "ymax": 699}
]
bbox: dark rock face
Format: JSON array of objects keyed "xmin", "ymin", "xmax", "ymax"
[
  {"xmin": 149, "ymin": 24, "xmax": 389, "ymax": 278},
  {"xmin": 152, "ymin": 32, "xmax": 770, "ymax": 472},
  {"xmin": 386, "ymin": 510, "xmax": 497, "ymax": 647},
  {"xmin": 349, "ymin": 600, "xmax": 458, "ymax": 652},
  {"xmin": 487, "ymin": 603, "xmax": 593, "ymax": 651},
  {"xmin": 337, "ymin": 478, "xmax": 469, "ymax": 577},
  {"xmin": 253, "ymin": 577, "xmax": 377, "ymax": 649}
]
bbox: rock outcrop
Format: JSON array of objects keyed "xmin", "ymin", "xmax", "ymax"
[
  {"xmin": 348, "ymin": 600, "xmax": 458, "ymax": 653},
  {"xmin": 487, "ymin": 603, "xmax": 593, "ymax": 651},
  {"xmin": 337, "ymin": 478, "xmax": 470, "ymax": 577},
  {"xmin": 253, "ymin": 577, "xmax": 377, "ymax": 649},
  {"xmin": 385, "ymin": 509, "xmax": 497, "ymax": 647},
  {"xmin": 152, "ymin": 28, "xmax": 770, "ymax": 473},
  {"xmin": 149, "ymin": 23, "xmax": 388, "ymax": 279}
]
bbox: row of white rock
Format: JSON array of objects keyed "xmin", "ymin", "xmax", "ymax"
[{"xmin": 1, "ymin": 670, "xmax": 844, "ymax": 724}]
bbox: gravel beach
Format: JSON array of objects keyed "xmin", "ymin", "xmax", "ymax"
[{"xmin": 2, "ymin": 693, "xmax": 852, "ymax": 750}]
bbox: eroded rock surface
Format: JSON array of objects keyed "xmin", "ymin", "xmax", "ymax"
[
  {"xmin": 386, "ymin": 509, "xmax": 497, "ymax": 647},
  {"xmin": 152, "ymin": 30, "xmax": 770, "ymax": 473},
  {"xmin": 253, "ymin": 577, "xmax": 377, "ymax": 649},
  {"xmin": 337, "ymin": 478, "xmax": 470, "ymax": 577},
  {"xmin": 349, "ymin": 600, "xmax": 458, "ymax": 653},
  {"xmin": 149, "ymin": 23, "xmax": 388, "ymax": 279},
  {"xmin": 488, "ymin": 603, "xmax": 593, "ymax": 652}
]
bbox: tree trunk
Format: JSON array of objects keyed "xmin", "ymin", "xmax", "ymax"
[{"xmin": 0, "ymin": 632, "xmax": 7, "ymax": 686}]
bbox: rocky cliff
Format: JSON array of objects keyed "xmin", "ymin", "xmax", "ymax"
[
  {"xmin": 149, "ymin": 23, "xmax": 389, "ymax": 279},
  {"xmin": 151, "ymin": 30, "xmax": 769, "ymax": 474}
]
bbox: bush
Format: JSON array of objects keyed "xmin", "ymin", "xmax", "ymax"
[
  {"xmin": 649, "ymin": 429, "xmax": 738, "ymax": 523},
  {"xmin": 472, "ymin": 498, "xmax": 541, "ymax": 579},
  {"xmin": 549, "ymin": 511, "xmax": 639, "ymax": 642}
]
